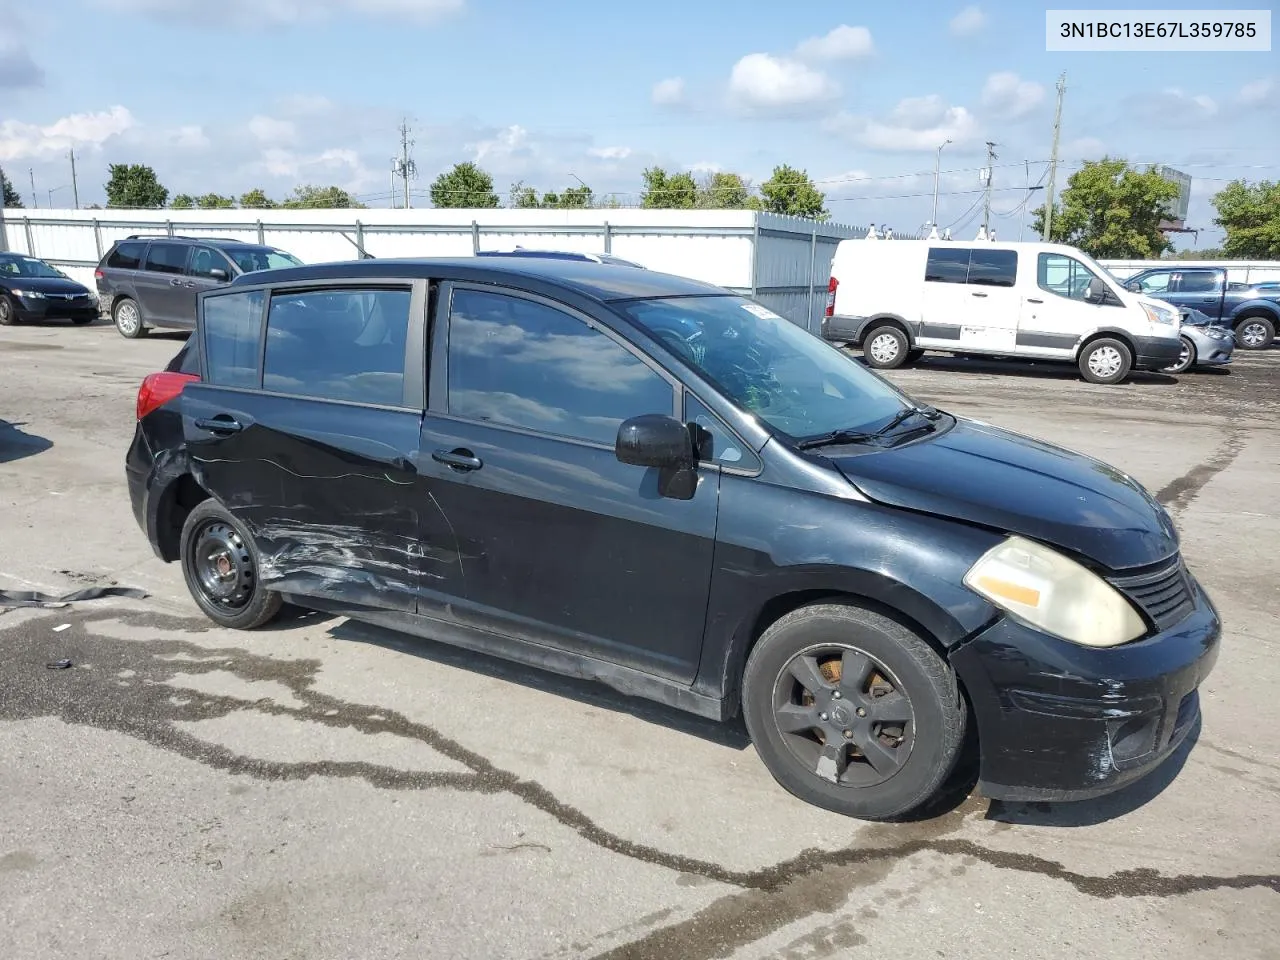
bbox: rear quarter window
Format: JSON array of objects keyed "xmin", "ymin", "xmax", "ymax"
[
  {"xmin": 202, "ymin": 290, "xmax": 265, "ymax": 388},
  {"xmin": 967, "ymin": 249, "xmax": 1017, "ymax": 287},
  {"xmin": 106, "ymin": 241, "xmax": 146, "ymax": 270}
]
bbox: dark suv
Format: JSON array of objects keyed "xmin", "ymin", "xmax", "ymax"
[
  {"xmin": 95, "ymin": 235, "xmax": 302, "ymax": 339},
  {"xmin": 125, "ymin": 257, "xmax": 1220, "ymax": 820}
]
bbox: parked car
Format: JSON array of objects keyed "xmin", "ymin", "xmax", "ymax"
[
  {"xmin": 95, "ymin": 234, "xmax": 303, "ymax": 339},
  {"xmin": 126, "ymin": 256, "xmax": 1220, "ymax": 821},
  {"xmin": 1164, "ymin": 307, "xmax": 1235, "ymax": 374},
  {"xmin": 0, "ymin": 253, "xmax": 99, "ymax": 326},
  {"xmin": 476, "ymin": 248, "xmax": 645, "ymax": 267},
  {"xmin": 1123, "ymin": 267, "xmax": 1280, "ymax": 350},
  {"xmin": 821, "ymin": 239, "xmax": 1183, "ymax": 384}
]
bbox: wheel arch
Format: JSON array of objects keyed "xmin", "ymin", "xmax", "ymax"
[
  {"xmin": 1075, "ymin": 327, "xmax": 1137, "ymax": 359},
  {"xmin": 154, "ymin": 471, "xmax": 213, "ymax": 562},
  {"xmin": 860, "ymin": 314, "xmax": 915, "ymax": 347}
]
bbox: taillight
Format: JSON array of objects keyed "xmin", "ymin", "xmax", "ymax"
[
  {"xmin": 137, "ymin": 372, "xmax": 199, "ymax": 420},
  {"xmin": 824, "ymin": 276, "xmax": 839, "ymax": 317},
  {"xmin": 94, "ymin": 268, "xmax": 104, "ymax": 280}
]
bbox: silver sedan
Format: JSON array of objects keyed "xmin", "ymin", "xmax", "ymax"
[{"xmin": 1165, "ymin": 308, "xmax": 1235, "ymax": 374}]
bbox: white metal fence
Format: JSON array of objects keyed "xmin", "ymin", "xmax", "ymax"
[{"xmin": 1099, "ymin": 259, "xmax": 1280, "ymax": 284}]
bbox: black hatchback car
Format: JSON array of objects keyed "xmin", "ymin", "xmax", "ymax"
[{"xmin": 125, "ymin": 257, "xmax": 1221, "ymax": 820}]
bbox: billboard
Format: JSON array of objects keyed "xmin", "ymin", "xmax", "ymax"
[{"xmin": 1154, "ymin": 165, "xmax": 1192, "ymax": 227}]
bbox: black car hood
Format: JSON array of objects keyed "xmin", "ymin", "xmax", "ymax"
[
  {"xmin": 2, "ymin": 275, "xmax": 91, "ymax": 295},
  {"xmin": 832, "ymin": 417, "xmax": 1177, "ymax": 570}
]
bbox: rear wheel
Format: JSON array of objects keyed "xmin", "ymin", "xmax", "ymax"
[
  {"xmin": 113, "ymin": 297, "xmax": 147, "ymax": 339},
  {"xmin": 0, "ymin": 294, "xmax": 18, "ymax": 325},
  {"xmin": 1078, "ymin": 337, "xmax": 1132, "ymax": 384},
  {"xmin": 1235, "ymin": 316, "xmax": 1275, "ymax": 350},
  {"xmin": 180, "ymin": 500, "xmax": 282, "ymax": 630},
  {"xmin": 1163, "ymin": 336, "xmax": 1196, "ymax": 374},
  {"xmin": 742, "ymin": 603, "xmax": 966, "ymax": 821},
  {"xmin": 862, "ymin": 325, "xmax": 909, "ymax": 369}
]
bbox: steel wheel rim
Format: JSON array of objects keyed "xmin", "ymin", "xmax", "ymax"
[
  {"xmin": 116, "ymin": 302, "xmax": 139, "ymax": 334},
  {"xmin": 771, "ymin": 643, "xmax": 916, "ymax": 788},
  {"xmin": 869, "ymin": 333, "xmax": 900, "ymax": 364},
  {"xmin": 1088, "ymin": 345, "xmax": 1123, "ymax": 378},
  {"xmin": 189, "ymin": 519, "xmax": 255, "ymax": 610},
  {"xmin": 1239, "ymin": 321, "xmax": 1268, "ymax": 347}
]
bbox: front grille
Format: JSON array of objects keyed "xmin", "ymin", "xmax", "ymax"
[{"xmin": 1108, "ymin": 556, "xmax": 1195, "ymax": 633}]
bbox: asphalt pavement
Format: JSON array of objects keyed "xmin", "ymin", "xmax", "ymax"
[{"xmin": 2, "ymin": 318, "xmax": 1278, "ymax": 959}]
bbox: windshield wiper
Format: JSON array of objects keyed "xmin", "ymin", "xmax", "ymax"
[
  {"xmin": 873, "ymin": 404, "xmax": 939, "ymax": 438},
  {"xmin": 795, "ymin": 405, "xmax": 940, "ymax": 451}
]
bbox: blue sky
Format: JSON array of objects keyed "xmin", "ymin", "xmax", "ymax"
[{"xmin": 1, "ymin": 0, "xmax": 1275, "ymax": 247}]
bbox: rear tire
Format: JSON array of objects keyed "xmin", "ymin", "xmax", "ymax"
[
  {"xmin": 0, "ymin": 294, "xmax": 18, "ymax": 326},
  {"xmin": 1078, "ymin": 337, "xmax": 1133, "ymax": 384},
  {"xmin": 112, "ymin": 297, "xmax": 147, "ymax": 339},
  {"xmin": 180, "ymin": 500, "xmax": 282, "ymax": 630},
  {"xmin": 862, "ymin": 325, "xmax": 909, "ymax": 370},
  {"xmin": 742, "ymin": 603, "xmax": 966, "ymax": 821},
  {"xmin": 1235, "ymin": 316, "xmax": 1275, "ymax": 351}
]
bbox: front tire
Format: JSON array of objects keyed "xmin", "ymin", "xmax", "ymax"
[
  {"xmin": 0, "ymin": 294, "xmax": 19, "ymax": 325},
  {"xmin": 742, "ymin": 603, "xmax": 966, "ymax": 821},
  {"xmin": 862, "ymin": 325, "xmax": 909, "ymax": 370},
  {"xmin": 1163, "ymin": 336, "xmax": 1196, "ymax": 374},
  {"xmin": 180, "ymin": 500, "xmax": 282, "ymax": 630},
  {"xmin": 1078, "ymin": 337, "xmax": 1133, "ymax": 384},
  {"xmin": 112, "ymin": 297, "xmax": 147, "ymax": 339},
  {"xmin": 1235, "ymin": 316, "xmax": 1275, "ymax": 351}
]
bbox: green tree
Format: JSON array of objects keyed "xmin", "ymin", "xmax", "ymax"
[
  {"xmin": 697, "ymin": 171, "xmax": 753, "ymax": 209},
  {"xmin": 508, "ymin": 181, "xmax": 540, "ymax": 208},
  {"xmin": 1211, "ymin": 179, "xmax": 1280, "ymax": 260},
  {"xmin": 171, "ymin": 194, "xmax": 195, "ymax": 209},
  {"xmin": 1162, "ymin": 247, "xmax": 1227, "ymax": 260},
  {"xmin": 197, "ymin": 193, "xmax": 235, "ymax": 209},
  {"xmin": 2, "ymin": 168, "xmax": 23, "ymax": 208},
  {"xmin": 430, "ymin": 162, "xmax": 499, "ymax": 208},
  {"xmin": 239, "ymin": 188, "xmax": 276, "ymax": 209},
  {"xmin": 281, "ymin": 184, "xmax": 364, "ymax": 209},
  {"xmin": 542, "ymin": 185, "xmax": 593, "ymax": 209},
  {"xmin": 640, "ymin": 167, "xmax": 698, "ymax": 208},
  {"xmin": 1030, "ymin": 158, "xmax": 1179, "ymax": 258},
  {"xmin": 105, "ymin": 163, "xmax": 169, "ymax": 208},
  {"xmin": 757, "ymin": 165, "xmax": 828, "ymax": 220}
]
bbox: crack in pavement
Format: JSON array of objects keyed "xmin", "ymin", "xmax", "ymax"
[
  {"xmin": 1156, "ymin": 428, "xmax": 1246, "ymax": 516},
  {"xmin": 4, "ymin": 605, "xmax": 1277, "ymax": 960}
]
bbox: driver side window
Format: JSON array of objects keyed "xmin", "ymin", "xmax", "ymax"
[
  {"xmin": 1038, "ymin": 253, "xmax": 1099, "ymax": 302},
  {"xmin": 1133, "ymin": 272, "xmax": 1173, "ymax": 294},
  {"xmin": 190, "ymin": 247, "xmax": 230, "ymax": 279}
]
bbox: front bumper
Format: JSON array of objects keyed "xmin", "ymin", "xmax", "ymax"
[
  {"xmin": 950, "ymin": 575, "xmax": 1220, "ymax": 802},
  {"xmin": 1185, "ymin": 328, "xmax": 1235, "ymax": 367},
  {"xmin": 12, "ymin": 295, "xmax": 99, "ymax": 321},
  {"xmin": 1131, "ymin": 333, "xmax": 1184, "ymax": 370}
]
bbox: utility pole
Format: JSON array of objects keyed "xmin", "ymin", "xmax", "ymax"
[
  {"xmin": 981, "ymin": 141, "xmax": 998, "ymax": 237},
  {"xmin": 0, "ymin": 163, "xmax": 9, "ymax": 251},
  {"xmin": 930, "ymin": 138, "xmax": 952, "ymax": 235},
  {"xmin": 30, "ymin": 168, "xmax": 38, "ymax": 209},
  {"xmin": 1043, "ymin": 72, "xmax": 1066, "ymax": 241},
  {"xmin": 69, "ymin": 149, "xmax": 80, "ymax": 209},
  {"xmin": 392, "ymin": 119, "xmax": 417, "ymax": 209},
  {"xmin": 1019, "ymin": 160, "xmax": 1030, "ymax": 242}
]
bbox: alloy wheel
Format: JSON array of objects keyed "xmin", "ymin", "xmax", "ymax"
[
  {"xmin": 115, "ymin": 301, "xmax": 140, "ymax": 336},
  {"xmin": 1239, "ymin": 321, "xmax": 1269, "ymax": 349}
]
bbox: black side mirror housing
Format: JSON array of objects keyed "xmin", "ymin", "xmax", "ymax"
[
  {"xmin": 1086, "ymin": 277, "xmax": 1109, "ymax": 303},
  {"xmin": 616, "ymin": 414, "xmax": 694, "ymax": 468},
  {"xmin": 1124, "ymin": 279, "xmax": 1139, "ymax": 292},
  {"xmin": 209, "ymin": 268, "xmax": 229, "ymax": 282}
]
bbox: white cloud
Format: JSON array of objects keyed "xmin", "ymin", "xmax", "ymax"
[
  {"xmin": 248, "ymin": 115, "xmax": 298, "ymax": 145},
  {"xmin": 1238, "ymin": 77, "xmax": 1274, "ymax": 105},
  {"xmin": 93, "ymin": 0, "xmax": 463, "ymax": 26},
  {"xmin": 1065, "ymin": 136, "xmax": 1106, "ymax": 159},
  {"xmin": 728, "ymin": 53, "xmax": 840, "ymax": 111},
  {"xmin": 950, "ymin": 5, "xmax": 986, "ymax": 36},
  {"xmin": 0, "ymin": 106, "xmax": 135, "ymax": 161},
  {"xmin": 468, "ymin": 124, "xmax": 535, "ymax": 166},
  {"xmin": 981, "ymin": 72, "xmax": 1045, "ymax": 119},
  {"xmin": 688, "ymin": 161, "xmax": 721, "ymax": 174},
  {"xmin": 588, "ymin": 145, "xmax": 631, "ymax": 160},
  {"xmin": 170, "ymin": 125, "xmax": 210, "ymax": 149},
  {"xmin": 826, "ymin": 95, "xmax": 980, "ymax": 151},
  {"xmin": 795, "ymin": 25, "xmax": 874, "ymax": 61},
  {"xmin": 651, "ymin": 77, "xmax": 685, "ymax": 106}
]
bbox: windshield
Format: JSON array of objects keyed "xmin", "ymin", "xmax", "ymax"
[
  {"xmin": 0, "ymin": 255, "xmax": 67, "ymax": 279},
  {"xmin": 617, "ymin": 295, "xmax": 911, "ymax": 440},
  {"xmin": 229, "ymin": 249, "xmax": 303, "ymax": 273}
]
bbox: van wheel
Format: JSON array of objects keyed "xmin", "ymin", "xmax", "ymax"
[
  {"xmin": 180, "ymin": 501, "xmax": 282, "ymax": 630},
  {"xmin": 1078, "ymin": 338, "xmax": 1132, "ymax": 384},
  {"xmin": 112, "ymin": 297, "xmax": 147, "ymax": 339},
  {"xmin": 742, "ymin": 603, "xmax": 966, "ymax": 821},
  {"xmin": 1235, "ymin": 316, "xmax": 1275, "ymax": 350},
  {"xmin": 863, "ymin": 325, "xmax": 909, "ymax": 369},
  {"xmin": 1163, "ymin": 336, "xmax": 1195, "ymax": 374}
]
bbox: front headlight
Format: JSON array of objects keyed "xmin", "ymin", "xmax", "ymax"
[
  {"xmin": 963, "ymin": 535, "xmax": 1146, "ymax": 647},
  {"xmin": 1141, "ymin": 303, "xmax": 1177, "ymax": 326},
  {"xmin": 13, "ymin": 289, "xmax": 46, "ymax": 299}
]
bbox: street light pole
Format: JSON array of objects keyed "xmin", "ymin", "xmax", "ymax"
[{"xmin": 930, "ymin": 139, "xmax": 951, "ymax": 232}]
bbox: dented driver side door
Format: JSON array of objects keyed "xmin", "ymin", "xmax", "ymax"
[{"xmin": 184, "ymin": 279, "xmax": 430, "ymax": 612}]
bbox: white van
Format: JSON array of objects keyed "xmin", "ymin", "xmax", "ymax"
[{"xmin": 820, "ymin": 239, "xmax": 1183, "ymax": 384}]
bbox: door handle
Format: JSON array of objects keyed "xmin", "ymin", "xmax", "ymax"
[
  {"xmin": 194, "ymin": 416, "xmax": 243, "ymax": 434},
  {"xmin": 432, "ymin": 448, "xmax": 483, "ymax": 471},
  {"xmin": 169, "ymin": 278, "xmax": 184, "ymax": 286},
  {"xmin": 971, "ymin": 292, "xmax": 988, "ymax": 298},
  {"xmin": 1026, "ymin": 297, "xmax": 1044, "ymax": 304}
]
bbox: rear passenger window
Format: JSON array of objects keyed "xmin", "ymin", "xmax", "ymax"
[
  {"xmin": 925, "ymin": 248, "xmax": 970, "ymax": 284},
  {"xmin": 1178, "ymin": 271, "xmax": 1220, "ymax": 293},
  {"xmin": 144, "ymin": 242, "xmax": 189, "ymax": 275},
  {"xmin": 106, "ymin": 241, "xmax": 145, "ymax": 270},
  {"xmin": 263, "ymin": 288, "xmax": 411, "ymax": 407},
  {"xmin": 203, "ymin": 290, "xmax": 265, "ymax": 389},
  {"xmin": 967, "ymin": 249, "xmax": 1017, "ymax": 287}
]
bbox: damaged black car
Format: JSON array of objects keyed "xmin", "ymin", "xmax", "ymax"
[{"xmin": 125, "ymin": 257, "xmax": 1221, "ymax": 820}]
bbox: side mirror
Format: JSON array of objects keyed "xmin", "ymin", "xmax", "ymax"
[
  {"xmin": 1124, "ymin": 280, "xmax": 1139, "ymax": 292},
  {"xmin": 616, "ymin": 414, "xmax": 693, "ymax": 468},
  {"xmin": 208, "ymin": 268, "xmax": 229, "ymax": 282},
  {"xmin": 1085, "ymin": 277, "xmax": 1109, "ymax": 303}
]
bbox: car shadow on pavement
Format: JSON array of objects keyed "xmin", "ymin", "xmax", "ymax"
[
  {"xmin": 906, "ymin": 355, "xmax": 1180, "ymax": 385},
  {"xmin": 0, "ymin": 420, "xmax": 53, "ymax": 464},
  {"xmin": 328, "ymin": 617, "xmax": 754, "ymax": 751},
  {"xmin": 983, "ymin": 714, "xmax": 1202, "ymax": 828}
]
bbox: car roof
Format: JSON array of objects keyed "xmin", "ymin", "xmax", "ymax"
[{"xmin": 228, "ymin": 256, "xmax": 727, "ymax": 302}]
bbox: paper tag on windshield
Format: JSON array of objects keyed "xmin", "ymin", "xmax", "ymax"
[{"xmin": 741, "ymin": 303, "xmax": 783, "ymax": 321}]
